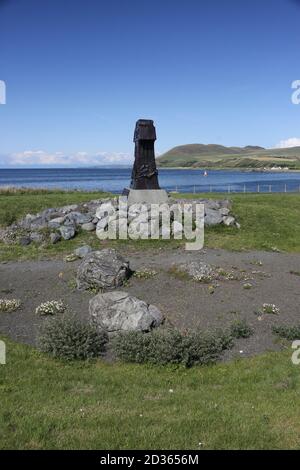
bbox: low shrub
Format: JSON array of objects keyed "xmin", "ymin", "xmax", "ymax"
[
  {"xmin": 38, "ymin": 315, "xmax": 108, "ymax": 360},
  {"xmin": 111, "ymin": 328, "xmax": 234, "ymax": 367},
  {"xmin": 230, "ymin": 320, "xmax": 254, "ymax": 339},
  {"xmin": 181, "ymin": 329, "xmax": 234, "ymax": 367},
  {"xmin": 272, "ymin": 325, "xmax": 300, "ymax": 341},
  {"xmin": 0, "ymin": 298, "xmax": 21, "ymax": 313}
]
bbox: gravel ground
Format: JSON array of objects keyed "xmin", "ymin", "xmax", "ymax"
[{"xmin": 0, "ymin": 247, "xmax": 300, "ymax": 361}]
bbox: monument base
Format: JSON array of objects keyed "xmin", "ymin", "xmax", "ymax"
[{"xmin": 127, "ymin": 189, "xmax": 169, "ymax": 205}]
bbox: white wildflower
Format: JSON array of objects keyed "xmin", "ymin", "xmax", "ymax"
[
  {"xmin": 35, "ymin": 300, "xmax": 66, "ymax": 315},
  {"xmin": 0, "ymin": 298, "xmax": 21, "ymax": 313}
]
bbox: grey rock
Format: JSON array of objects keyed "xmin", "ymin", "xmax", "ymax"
[
  {"xmin": 59, "ymin": 225, "xmax": 76, "ymax": 240},
  {"xmin": 204, "ymin": 208, "xmax": 223, "ymax": 226},
  {"xmin": 48, "ymin": 216, "xmax": 65, "ymax": 228},
  {"xmin": 81, "ymin": 222, "xmax": 96, "ymax": 231},
  {"xmin": 19, "ymin": 214, "xmax": 36, "ymax": 229},
  {"xmin": 63, "ymin": 216, "xmax": 76, "ymax": 227},
  {"xmin": 89, "ymin": 291, "xmax": 164, "ymax": 333},
  {"xmin": 68, "ymin": 211, "xmax": 93, "ymax": 225},
  {"xmin": 76, "ymin": 248, "xmax": 130, "ymax": 290},
  {"xmin": 22, "ymin": 215, "xmax": 48, "ymax": 230},
  {"xmin": 50, "ymin": 232, "xmax": 61, "ymax": 244},
  {"xmin": 74, "ymin": 245, "xmax": 93, "ymax": 259},
  {"xmin": 48, "ymin": 211, "xmax": 65, "ymax": 220}
]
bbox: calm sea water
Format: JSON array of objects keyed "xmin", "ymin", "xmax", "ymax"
[{"xmin": 1, "ymin": 168, "xmax": 300, "ymax": 193}]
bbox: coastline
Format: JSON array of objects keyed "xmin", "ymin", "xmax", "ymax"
[{"xmin": 158, "ymin": 166, "xmax": 300, "ymax": 173}]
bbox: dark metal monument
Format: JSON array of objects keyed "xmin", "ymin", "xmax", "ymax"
[{"xmin": 130, "ymin": 119, "xmax": 160, "ymax": 190}]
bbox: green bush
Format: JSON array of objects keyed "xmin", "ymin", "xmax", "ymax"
[
  {"xmin": 272, "ymin": 325, "xmax": 300, "ymax": 341},
  {"xmin": 111, "ymin": 328, "xmax": 234, "ymax": 367},
  {"xmin": 38, "ymin": 315, "xmax": 108, "ymax": 360},
  {"xmin": 230, "ymin": 320, "xmax": 254, "ymax": 339},
  {"xmin": 181, "ymin": 329, "xmax": 234, "ymax": 367}
]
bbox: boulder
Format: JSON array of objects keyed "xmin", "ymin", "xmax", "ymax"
[
  {"xmin": 23, "ymin": 215, "xmax": 48, "ymax": 231},
  {"xmin": 76, "ymin": 248, "xmax": 130, "ymax": 290},
  {"xmin": 48, "ymin": 216, "xmax": 65, "ymax": 228},
  {"xmin": 59, "ymin": 225, "xmax": 76, "ymax": 240},
  {"xmin": 19, "ymin": 214, "xmax": 37, "ymax": 230},
  {"xmin": 204, "ymin": 208, "xmax": 223, "ymax": 226},
  {"xmin": 89, "ymin": 291, "xmax": 164, "ymax": 333},
  {"xmin": 81, "ymin": 222, "xmax": 96, "ymax": 231},
  {"xmin": 68, "ymin": 212, "xmax": 93, "ymax": 225}
]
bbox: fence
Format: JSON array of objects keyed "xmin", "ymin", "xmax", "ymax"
[{"xmin": 169, "ymin": 183, "xmax": 300, "ymax": 194}]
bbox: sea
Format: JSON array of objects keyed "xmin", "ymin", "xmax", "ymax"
[{"xmin": 1, "ymin": 167, "xmax": 300, "ymax": 193}]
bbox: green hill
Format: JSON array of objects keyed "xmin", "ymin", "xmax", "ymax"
[{"xmin": 157, "ymin": 144, "xmax": 300, "ymax": 170}]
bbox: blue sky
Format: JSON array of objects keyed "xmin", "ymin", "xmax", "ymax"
[{"xmin": 0, "ymin": 0, "xmax": 300, "ymax": 167}]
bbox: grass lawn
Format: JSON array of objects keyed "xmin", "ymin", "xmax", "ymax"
[
  {"xmin": 0, "ymin": 336, "xmax": 299, "ymax": 450},
  {"xmin": 0, "ymin": 190, "xmax": 300, "ymax": 260},
  {"xmin": 0, "ymin": 188, "xmax": 111, "ymax": 226},
  {"xmin": 185, "ymin": 193, "xmax": 300, "ymax": 252}
]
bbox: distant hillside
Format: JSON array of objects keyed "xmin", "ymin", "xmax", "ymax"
[{"xmin": 156, "ymin": 144, "xmax": 300, "ymax": 170}]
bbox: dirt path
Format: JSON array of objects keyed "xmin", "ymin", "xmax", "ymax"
[{"xmin": 1, "ymin": 247, "xmax": 300, "ymax": 360}]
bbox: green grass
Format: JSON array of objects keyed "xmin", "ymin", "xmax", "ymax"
[
  {"xmin": 174, "ymin": 193, "xmax": 300, "ymax": 252},
  {"xmin": 0, "ymin": 191, "xmax": 300, "ymax": 261},
  {"xmin": 0, "ymin": 189, "xmax": 111, "ymax": 227},
  {"xmin": 0, "ymin": 336, "xmax": 300, "ymax": 449}
]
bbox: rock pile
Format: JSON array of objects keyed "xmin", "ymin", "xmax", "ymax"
[{"xmin": 0, "ymin": 197, "xmax": 239, "ymax": 246}]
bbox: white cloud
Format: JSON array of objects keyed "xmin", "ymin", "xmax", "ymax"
[
  {"xmin": 275, "ymin": 138, "xmax": 300, "ymax": 149},
  {"xmin": 4, "ymin": 150, "xmax": 133, "ymax": 167}
]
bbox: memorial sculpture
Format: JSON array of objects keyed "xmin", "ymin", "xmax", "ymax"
[
  {"xmin": 130, "ymin": 119, "xmax": 160, "ymax": 190},
  {"xmin": 126, "ymin": 119, "xmax": 168, "ymax": 204}
]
